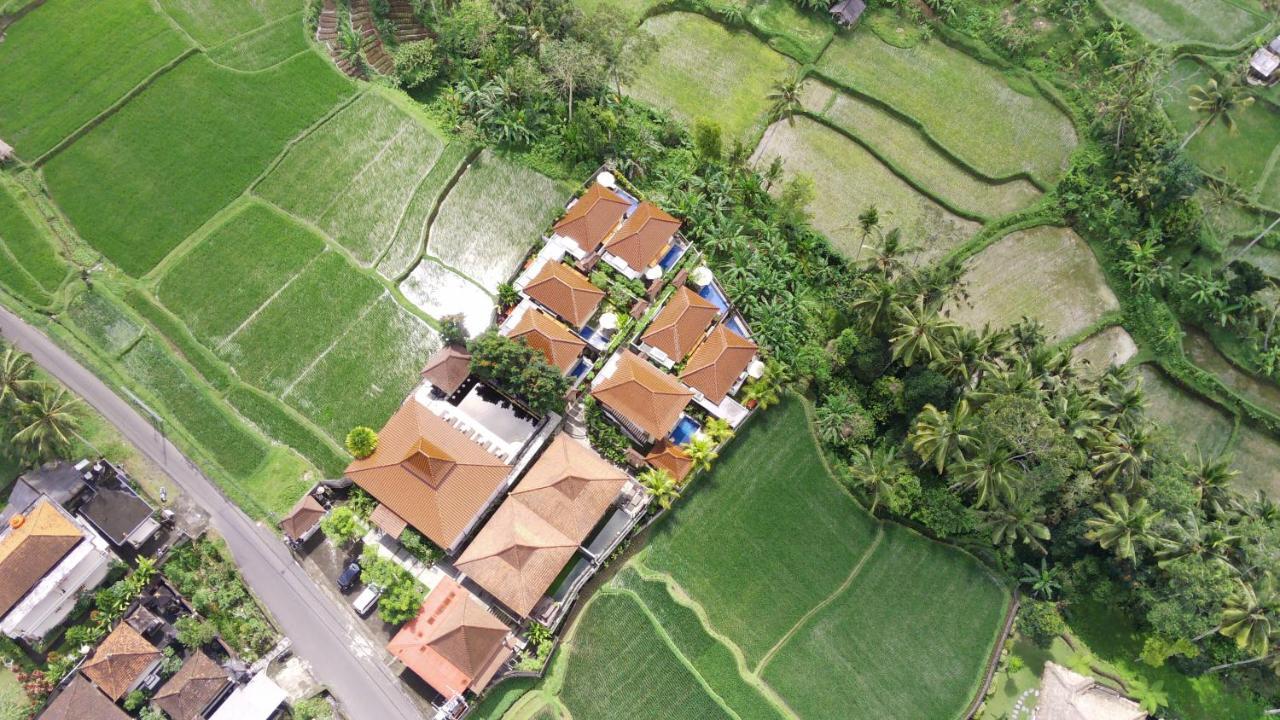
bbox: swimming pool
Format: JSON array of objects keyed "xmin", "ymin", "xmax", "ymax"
[
  {"xmin": 669, "ymin": 415, "xmax": 701, "ymax": 446},
  {"xmin": 659, "ymin": 243, "xmax": 686, "ymax": 271},
  {"xmin": 697, "ymin": 282, "xmax": 729, "ymax": 313},
  {"xmin": 725, "ymin": 315, "xmax": 749, "ymax": 337}
]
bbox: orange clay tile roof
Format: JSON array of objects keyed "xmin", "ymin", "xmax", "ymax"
[
  {"xmin": 279, "ymin": 494, "xmax": 325, "ymax": 542},
  {"xmin": 387, "ymin": 577, "xmax": 513, "ymax": 701},
  {"xmin": 504, "ymin": 308, "xmax": 587, "ymax": 375},
  {"xmin": 81, "ymin": 623, "xmax": 162, "ymax": 701},
  {"xmin": 421, "ymin": 346, "xmax": 472, "ymax": 396},
  {"xmin": 602, "ymin": 202, "xmax": 680, "ymax": 271},
  {"xmin": 640, "ymin": 287, "xmax": 719, "ymax": 361},
  {"xmin": 455, "ymin": 499, "xmax": 580, "ymax": 617},
  {"xmin": 345, "ymin": 400, "xmax": 511, "ymax": 550},
  {"xmin": 37, "ymin": 674, "xmax": 129, "ymax": 720},
  {"xmin": 523, "ymin": 262, "xmax": 605, "ymax": 329},
  {"xmin": 370, "ymin": 503, "xmax": 409, "ymax": 538},
  {"xmin": 591, "ymin": 351, "xmax": 694, "ymax": 440},
  {"xmin": 645, "ymin": 440, "xmax": 694, "ymax": 483},
  {"xmin": 509, "ymin": 435, "xmax": 629, "ymax": 542},
  {"xmin": 0, "ymin": 498, "xmax": 83, "ymax": 619},
  {"xmin": 152, "ymin": 651, "xmax": 230, "ymax": 720},
  {"xmin": 552, "ymin": 184, "xmax": 631, "ymax": 255},
  {"xmin": 679, "ymin": 325, "xmax": 758, "ymax": 403}
]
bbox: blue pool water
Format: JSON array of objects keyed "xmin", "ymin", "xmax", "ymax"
[
  {"xmin": 725, "ymin": 315, "xmax": 748, "ymax": 337},
  {"xmin": 579, "ymin": 326, "xmax": 607, "ymax": 347},
  {"xmin": 669, "ymin": 415, "xmax": 701, "ymax": 445},
  {"xmin": 569, "ymin": 358, "xmax": 591, "ymax": 378},
  {"xmin": 659, "ymin": 243, "xmax": 686, "ymax": 271},
  {"xmin": 697, "ymin": 283, "xmax": 730, "ymax": 313}
]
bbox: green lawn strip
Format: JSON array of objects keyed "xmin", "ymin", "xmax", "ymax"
[
  {"xmin": 427, "ymin": 150, "xmax": 567, "ymax": 292},
  {"xmin": 0, "ymin": 181, "xmax": 70, "ymax": 291},
  {"xmin": 66, "ymin": 289, "xmax": 145, "ymax": 357},
  {"xmin": 156, "ymin": 0, "xmax": 300, "ymax": 48},
  {"xmin": 612, "ymin": 566, "xmax": 789, "ymax": 720},
  {"xmin": 558, "ymin": 592, "xmax": 734, "ymax": 720},
  {"xmin": 643, "ymin": 395, "xmax": 880, "ymax": 665},
  {"xmin": 284, "ymin": 295, "xmax": 441, "ymax": 441},
  {"xmin": 944, "ymin": 225, "xmax": 1119, "ymax": 342},
  {"xmin": 0, "ymin": 0, "xmax": 190, "ymax": 159},
  {"xmin": 754, "ymin": 116, "xmax": 980, "ymax": 266},
  {"xmin": 572, "ymin": 0, "xmax": 663, "ymax": 21},
  {"xmin": 226, "ymin": 385, "xmax": 350, "ymax": 478},
  {"xmin": 1259, "ymin": 146, "xmax": 1280, "ymax": 211},
  {"xmin": 156, "ymin": 200, "xmax": 326, "ymax": 347},
  {"xmin": 761, "ymin": 523, "xmax": 1010, "ymax": 720},
  {"xmin": 44, "ymin": 52, "xmax": 352, "ymax": 276},
  {"xmin": 469, "ymin": 678, "xmax": 540, "ymax": 720},
  {"xmin": 815, "ymin": 31, "xmax": 1076, "ymax": 187},
  {"xmin": 745, "ymin": 0, "xmax": 833, "ymax": 63},
  {"xmin": 1097, "ymin": 0, "xmax": 1269, "ymax": 47},
  {"xmin": 217, "ymin": 251, "xmax": 383, "ymax": 394},
  {"xmin": 802, "ymin": 80, "xmax": 1042, "ymax": 219},
  {"xmin": 627, "ymin": 12, "xmax": 797, "ymax": 142},
  {"xmin": 377, "ymin": 142, "xmax": 477, "ymax": 280},
  {"xmin": 206, "ymin": 11, "xmax": 309, "ymax": 71},
  {"xmin": 1138, "ymin": 363, "xmax": 1237, "ymax": 456}
]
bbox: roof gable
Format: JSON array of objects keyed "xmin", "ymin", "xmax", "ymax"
[
  {"xmin": 153, "ymin": 651, "xmax": 230, "ymax": 720},
  {"xmin": 421, "ymin": 346, "xmax": 472, "ymax": 395},
  {"xmin": 591, "ymin": 352, "xmax": 694, "ymax": 440},
  {"xmin": 603, "ymin": 203, "xmax": 680, "ymax": 271},
  {"xmin": 81, "ymin": 624, "xmax": 161, "ymax": 701},
  {"xmin": 455, "ymin": 501, "xmax": 579, "ymax": 617},
  {"xmin": 552, "ymin": 184, "xmax": 630, "ymax": 254},
  {"xmin": 510, "ymin": 435, "xmax": 628, "ymax": 541},
  {"xmin": 279, "ymin": 494, "xmax": 326, "ymax": 541},
  {"xmin": 679, "ymin": 325, "xmax": 757, "ymax": 403},
  {"xmin": 645, "ymin": 440, "xmax": 694, "ymax": 482},
  {"xmin": 523, "ymin": 263, "xmax": 605, "ymax": 329},
  {"xmin": 0, "ymin": 499, "xmax": 83, "ymax": 618},
  {"xmin": 640, "ymin": 287, "xmax": 719, "ymax": 361},
  {"xmin": 506, "ymin": 309, "xmax": 586, "ymax": 374},
  {"xmin": 37, "ymin": 674, "xmax": 129, "ymax": 720}
]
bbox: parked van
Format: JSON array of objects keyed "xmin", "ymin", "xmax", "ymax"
[{"xmin": 353, "ymin": 584, "xmax": 382, "ymax": 617}]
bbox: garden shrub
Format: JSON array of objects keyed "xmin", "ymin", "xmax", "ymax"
[{"xmin": 1017, "ymin": 599, "xmax": 1066, "ymax": 648}]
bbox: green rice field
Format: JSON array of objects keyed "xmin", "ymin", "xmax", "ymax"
[
  {"xmin": 206, "ymin": 12, "xmax": 309, "ymax": 71},
  {"xmin": 376, "ymin": 142, "xmax": 475, "ymax": 280},
  {"xmin": 66, "ymin": 289, "xmax": 145, "ymax": 357},
  {"xmin": 0, "ymin": 0, "xmax": 190, "ymax": 159},
  {"xmin": 755, "ymin": 117, "xmax": 980, "ymax": 265},
  {"xmin": 945, "ymin": 226, "xmax": 1118, "ymax": 341},
  {"xmin": 747, "ymin": 0, "xmax": 833, "ymax": 63},
  {"xmin": 1183, "ymin": 328, "xmax": 1280, "ymax": 417},
  {"xmin": 1098, "ymin": 0, "xmax": 1270, "ymax": 47},
  {"xmin": 1229, "ymin": 424, "xmax": 1280, "ymax": 498},
  {"xmin": 1138, "ymin": 363, "xmax": 1236, "ymax": 456},
  {"xmin": 157, "ymin": 0, "xmax": 300, "ymax": 48},
  {"xmin": 0, "ymin": 181, "xmax": 68, "ymax": 296},
  {"xmin": 628, "ymin": 12, "xmax": 798, "ymax": 141},
  {"xmin": 1071, "ymin": 326, "xmax": 1139, "ymax": 375}
]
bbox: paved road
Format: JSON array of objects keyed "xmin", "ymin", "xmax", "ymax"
[{"xmin": 0, "ymin": 305, "xmax": 424, "ymax": 720}]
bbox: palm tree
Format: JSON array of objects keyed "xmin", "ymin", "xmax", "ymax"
[
  {"xmin": 1154, "ymin": 512, "xmax": 1240, "ymax": 569},
  {"xmin": 1085, "ymin": 493, "xmax": 1164, "ymax": 563},
  {"xmin": 12, "ymin": 383, "xmax": 81, "ymax": 463},
  {"xmin": 766, "ymin": 74, "xmax": 803, "ymax": 127},
  {"xmin": 1181, "ymin": 78, "xmax": 1255, "ymax": 150},
  {"xmin": 845, "ymin": 445, "xmax": 905, "ymax": 515},
  {"xmin": 703, "ymin": 418, "xmax": 734, "ymax": 445},
  {"xmin": 684, "ymin": 434, "xmax": 719, "ymax": 472},
  {"xmin": 1090, "ymin": 427, "xmax": 1151, "ymax": 490},
  {"xmin": 908, "ymin": 400, "xmax": 975, "ymax": 474},
  {"xmin": 982, "ymin": 495, "xmax": 1051, "ymax": 555},
  {"xmin": 0, "ymin": 344, "xmax": 35, "ymax": 411},
  {"xmin": 638, "ymin": 468, "xmax": 680, "ymax": 510},
  {"xmin": 816, "ymin": 394, "xmax": 865, "ymax": 447},
  {"xmin": 1183, "ymin": 449, "xmax": 1238, "ymax": 513},
  {"xmin": 848, "ymin": 276, "xmax": 904, "ymax": 336},
  {"xmin": 1018, "ymin": 559, "xmax": 1062, "ymax": 600},
  {"xmin": 1208, "ymin": 576, "xmax": 1279, "ymax": 668},
  {"xmin": 950, "ymin": 436, "xmax": 1019, "ymax": 508},
  {"xmin": 891, "ymin": 299, "xmax": 959, "ymax": 367}
]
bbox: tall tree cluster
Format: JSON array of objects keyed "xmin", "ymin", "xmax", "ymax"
[{"xmin": 0, "ymin": 341, "xmax": 82, "ymax": 466}]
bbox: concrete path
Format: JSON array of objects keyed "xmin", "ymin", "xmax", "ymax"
[{"xmin": 0, "ymin": 305, "xmax": 424, "ymax": 720}]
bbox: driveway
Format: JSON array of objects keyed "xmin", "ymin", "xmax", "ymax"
[{"xmin": 0, "ymin": 304, "xmax": 425, "ymax": 720}]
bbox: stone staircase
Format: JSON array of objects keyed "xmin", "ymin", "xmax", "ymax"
[
  {"xmin": 387, "ymin": 0, "xmax": 430, "ymax": 43},
  {"xmin": 317, "ymin": 0, "xmax": 364, "ymax": 78},
  {"xmin": 350, "ymin": 0, "xmax": 395, "ymax": 76}
]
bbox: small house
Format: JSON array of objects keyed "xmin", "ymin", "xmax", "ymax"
[
  {"xmin": 152, "ymin": 651, "xmax": 233, "ymax": 720},
  {"xmin": 1247, "ymin": 36, "xmax": 1280, "ymax": 86},
  {"xmin": 35, "ymin": 674, "xmax": 129, "ymax": 720},
  {"xmin": 590, "ymin": 351, "xmax": 694, "ymax": 443},
  {"xmin": 80, "ymin": 623, "xmax": 163, "ymax": 702},
  {"xmin": 1033, "ymin": 662, "xmax": 1146, "ymax": 720},
  {"xmin": 830, "ymin": 0, "xmax": 866, "ymax": 27}
]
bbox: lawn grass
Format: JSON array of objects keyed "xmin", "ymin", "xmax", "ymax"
[
  {"xmin": 218, "ymin": 251, "xmax": 383, "ymax": 394},
  {"xmin": 400, "ymin": 259, "xmax": 496, "ymax": 336},
  {"xmin": 761, "ymin": 523, "xmax": 1008, "ymax": 720},
  {"xmin": 572, "ymin": 0, "xmax": 663, "ymax": 21},
  {"xmin": 559, "ymin": 592, "xmax": 733, "ymax": 720},
  {"xmin": 746, "ymin": 0, "xmax": 833, "ymax": 63},
  {"xmin": 285, "ymin": 295, "xmax": 439, "ymax": 441},
  {"xmin": 1138, "ymin": 363, "xmax": 1236, "ymax": 456},
  {"xmin": 66, "ymin": 289, "xmax": 145, "ymax": 357},
  {"xmin": 1097, "ymin": 0, "xmax": 1269, "ymax": 47},
  {"xmin": 1071, "ymin": 326, "xmax": 1139, "ymax": 375},
  {"xmin": 240, "ymin": 445, "xmax": 315, "ymax": 521},
  {"xmin": 1182, "ymin": 327, "xmax": 1280, "ymax": 417},
  {"xmin": 803, "ymin": 80, "xmax": 1043, "ymax": 219},
  {"xmin": 377, "ymin": 142, "xmax": 474, "ymax": 281},
  {"xmin": 642, "ymin": 395, "xmax": 882, "ymax": 665},
  {"xmin": 206, "ymin": 12, "xmax": 308, "ymax": 71},
  {"xmin": 156, "ymin": 0, "xmax": 300, "ymax": 47},
  {"xmin": 0, "ymin": 663, "xmax": 29, "ymax": 720},
  {"xmin": 44, "ymin": 52, "xmax": 351, "ymax": 275},
  {"xmin": 157, "ymin": 201, "xmax": 325, "ymax": 347},
  {"xmin": 0, "ymin": 0, "xmax": 189, "ymax": 159},
  {"xmin": 816, "ymin": 32, "xmax": 1076, "ymax": 186},
  {"xmin": 470, "ymin": 679, "xmax": 539, "ymax": 720},
  {"xmin": 753, "ymin": 116, "xmax": 980, "ymax": 265},
  {"xmin": 256, "ymin": 91, "xmax": 449, "ymax": 266},
  {"xmin": 427, "ymin": 150, "xmax": 565, "ymax": 291},
  {"xmin": 628, "ymin": 12, "xmax": 798, "ymax": 141},
  {"xmin": 1229, "ymin": 424, "xmax": 1280, "ymax": 499},
  {"xmin": 0, "ymin": 182, "xmax": 70, "ymax": 292},
  {"xmin": 945, "ymin": 226, "xmax": 1118, "ymax": 341}
]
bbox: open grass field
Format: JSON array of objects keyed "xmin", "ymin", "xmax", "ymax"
[
  {"xmin": 1098, "ymin": 0, "xmax": 1270, "ymax": 47},
  {"xmin": 571, "ymin": 0, "xmax": 663, "ymax": 21},
  {"xmin": 157, "ymin": 0, "xmax": 300, "ymax": 48},
  {"xmin": 945, "ymin": 226, "xmax": 1118, "ymax": 341},
  {"xmin": 803, "ymin": 80, "xmax": 1042, "ymax": 219},
  {"xmin": 0, "ymin": 0, "xmax": 190, "ymax": 159},
  {"xmin": 400, "ymin": 259, "xmax": 496, "ymax": 337},
  {"xmin": 0, "ymin": 181, "xmax": 68, "ymax": 295},
  {"xmin": 256, "ymin": 92, "xmax": 451, "ymax": 266},
  {"xmin": 1183, "ymin": 327, "xmax": 1280, "ymax": 417},
  {"xmin": 816, "ymin": 33, "xmax": 1076, "ymax": 187},
  {"xmin": 1229, "ymin": 424, "xmax": 1280, "ymax": 498},
  {"xmin": 157, "ymin": 201, "xmax": 325, "ymax": 347},
  {"xmin": 1138, "ymin": 363, "xmax": 1236, "ymax": 456},
  {"xmin": 747, "ymin": 0, "xmax": 833, "ymax": 63},
  {"xmin": 628, "ymin": 13, "xmax": 798, "ymax": 141},
  {"xmin": 754, "ymin": 117, "xmax": 980, "ymax": 265},
  {"xmin": 44, "ymin": 52, "xmax": 351, "ymax": 275},
  {"xmin": 206, "ymin": 12, "xmax": 309, "ymax": 71},
  {"xmin": 426, "ymin": 150, "xmax": 566, "ymax": 291},
  {"xmin": 1071, "ymin": 326, "xmax": 1139, "ymax": 375}
]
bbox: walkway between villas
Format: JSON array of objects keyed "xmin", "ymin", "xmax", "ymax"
[{"xmin": 0, "ymin": 304, "xmax": 423, "ymax": 720}]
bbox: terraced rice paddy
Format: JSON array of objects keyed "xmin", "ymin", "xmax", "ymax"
[
  {"xmin": 66, "ymin": 290, "xmax": 145, "ymax": 357},
  {"xmin": 0, "ymin": 181, "xmax": 68, "ymax": 303},
  {"xmin": 628, "ymin": 13, "xmax": 798, "ymax": 140},
  {"xmin": 0, "ymin": 0, "xmax": 190, "ymax": 159},
  {"xmin": 754, "ymin": 117, "xmax": 980, "ymax": 264},
  {"xmin": 400, "ymin": 260, "xmax": 497, "ymax": 337},
  {"xmin": 746, "ymin": 0, "xmax": 834, "ymax": 63},
  {"xmin": 946, "ymin": 226, "xmax": 1118, "ymax": 341},
  {"xmin": 816, "ymin": 32, "xmax": 1076, "ymax": 186},
  {"xmin": 1072, "ymin": 326, "xmax": 1139, "ymax": 375},
  {"xmin": 1098, "ymin": 0, "xmax": 1270, "ymax": 47},
  {"xmin": 1138, "ymin": 364, "xmax": 1236, "ymax": 456},
  {"xmin": 1183, "ymin": 328, "xmax": 1280, "ymax": 417},
  {"xmin": 206, "ymin": 12, "xmax": 309, "ymax": 71},
  {"xmin": 1229, "ymin": 425, "xmax": 1280, "ymax": 498},
  {"xmin": 157, "ymin": 0, "xmax": 300, "ymax": 48}
]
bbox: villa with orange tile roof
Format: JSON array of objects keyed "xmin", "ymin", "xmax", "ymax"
[
  {"xmin": 590, "ymin": 351, "xmax": 694, "ymax": 442},
  {"xmin": 645, "ymin": 440, "xmax": 694, "ymax": 483},
  {"xmin": 81, "ymin": 623, "xmax": 162, "ymax": 701},
  {"xmin": 601, "ymin": 202, "xmax": 680, "ymax": 279},
  {"xmin": 550, "ymin": 182, "xmax": 631, "ymax": 258},
  {"xmin": 639, "ymin": 286, "xmax": 720, "ymax": 365},
  {"xmin": 520, "ymin": 261, "xmax": 606, "ymax": 329},
  {"xmin": 680, "ymin": 324, "xmax": 758, "ymax": 404},
  {"xmin": 501, "ymin": 304, "xmax": 587, "ymax": 375}
]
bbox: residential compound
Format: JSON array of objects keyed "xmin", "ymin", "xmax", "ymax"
[{"xmin": 340, "ymin": 170, "xmax": 765, "ymax": 718}]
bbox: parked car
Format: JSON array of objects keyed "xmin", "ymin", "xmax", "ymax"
[
  {"xmin": 353, "ymin": 584, "xmax": 382, "ymax": 617},
  {"xmin": 337, "ymin": 561, "xmax": 361, "ymax": 593}
]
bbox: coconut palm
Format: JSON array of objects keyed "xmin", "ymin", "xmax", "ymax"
[
  {"xmin": 1184, "ymin": 448, "xmax": 1238, "ymax": 513},
  {"xmin": 0, "ymin": 344, "xmax": 35, "ymax": 411},
  {"xmin": 684, "ymin": 434, "xmax": 719, "ymax": 472},
  {"xmin": 845, "ymin": 445, "xmax": 906, "ymax": 515},
  {"xmin": 848, "ymin": 276, "xmax": 904, "ymax": 336},
  {"xmin": 891, "ymin": 299, "xmax": 959, "ymax": 367},
  {"xmin": 766, "ymin": 74, "xmax": 803, "ymax": 126},
  {"xmin": 908, "ymin": 400, "xmax": 975, "ymax": 474},
  {"xmin": 1154, "ymin": 511, "xmax": 1240, "ymax": 569},
  {"xmin": 1181, "ymin": 78, "xmax": 1255, "ymax": 150},
  {"xmin": 982, "ymin": 494, "xmax": 1051, "ymax": 555},
  {"xmin": 638, "ymin": 468, "xmax": 680, "ymax": 510},
  {"xmin": 950, "ymin": 436, "xmax": 1019, "ymax": 508},
  {"xmin": 1085, "ymin": 493, "xmax": 1164, "ymax": 563},
  {"xmin": 1215, "ymin": 576, "xmax": 1279, "ymax": 661},
  {"xmin": 1090, "ymin": 427, "xmax": 1152, "ymax": 490},
  {"xmin": 11, "ymin": 383, "xmax": 81, "ymax": 463}
]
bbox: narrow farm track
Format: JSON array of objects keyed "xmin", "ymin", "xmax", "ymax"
[{"xmin": 0, "ymin": 304, "xmax": 422, "ymax": 720}]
